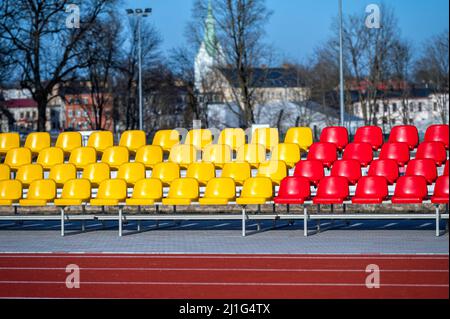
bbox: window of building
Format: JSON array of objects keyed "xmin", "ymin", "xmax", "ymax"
[
  {"xmin": 84, "ymin": 110, "xmax": 89, "ymax": 117},
  {"xmin": 375, "ymin": 104, "xmax": 380, "ymax": 113},
  {"xmin": 433, "ymin": 102, "xmax": 438, "ymax": 112},
  {"xmin": 409, "ymin": 103, "xmax": 414, "ymax": 112},
  {"xmin": 391, "ymin": 119, "xmax": 396, "ymax": 125},
  {"xmin": 382, "ymin": 117, "xmax": 387, "ymax": 124},
  {"xmin": 82, "ymin": 98, "xmax": 89, "ymax": 105},
  {"xmin": 68, "ymin": 110, "xmax": 73, "ymax": 117},
  {"xmin": 383, "ymin": 104, "xmax": 388, "ymax": 113},
  {"xmin": 20, "ymin": 112, "xmax": 24, "ymax": 119},
  {"xmin": 418, "ymin": 102, "xmax": 423, "ymax": 112},
  {"xmin": 392, "ymin": 103, "xmax": 397, "ymax": 112},
  {"xmin": 76, "ymin": 110, "xmax": 81, "ymax": 117}
]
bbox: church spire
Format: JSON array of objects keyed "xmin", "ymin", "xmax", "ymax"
[{"xmin": 204, "ymin": 0, "xmax": 217, "ymax": 58}]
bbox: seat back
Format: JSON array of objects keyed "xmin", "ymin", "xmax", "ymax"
[
  {"xmin": 240, "ymin": 177, "xmax": 273, "ymax": 200},
  {"xmin": 293, "ymin": 160, "xmax": 324, "ymax": 186},
  {"xmin": 424, "ymin": 124, "xmax": 449, "ymax": 149},
  {"xmin": 167, "ymin": 178, "xmax": 199, "ymax": 200},
  {"xmin": 307, "ymin": 142, "xmax": 337, "ymax": 168},
  {"xmin": 284, "ymin": 127, "xmax": 313, "ymax": 151},
  {"xmin": 0, "ymin": 180, "xmax": 22, "ymax": 202},
  {"xmin": 169, "ymin": 144, "xmax": 198, "ymax": 168},
  {"xmin": 60, "ymin": 179, "xmax": 91, "ymax": 201},
  {"xmin": 251, "ymin": 128, "xmax": 279, "ymax": 151},
  {"xmin": 236, "ymin": 144, "xmax": 266, "ymax": 168},
  {"xmin": 218, "ymin": 128, "xmax": 246, "ymax": 151},
  {"xmin": 221, "ymin": 162, "xmax": 252, "ymax": 186},
  {"xmin": 16, "ymin": 164, "xmax": 43, "ymax": 186},
  {"xmin": 388, "ymin": 125, "xmax": 419, "ymax": 150},
  {"xmin": 0, "ymin": 133, "xmax": 20, "ymax": 154},
  {"xmin": 101, "ymin": 146, "xmax": 129, "ymax": 170},
  {"xmin": 49, "ymin": 163, "xmax": 77, "ymax": 187},
  {"xmin": 117, "ymin": 162, "xmax": 146, "ymax": 186},
  {"xmin": 87, "ymin": 131, "xmax": 114, "ymax": 153},
  {"xmin": 354, "ymin": 126, "xmax": 384, "ymax": 150},
  {"xmin": 379, "ymin": 142, "xmax": 410, "ymax": 167},
  {"xmin": 271, "ymin": 143, "xmax": 301, "ymax": 168},
  {"xmin": 393, "ymin": 176, "xmax": 428, "ymax": 201},
  {"xmin": 276, "ymin": 176, "xmax": 311, "ymax": 201},
  {"xmin": 131, "ymin": 179, "xmax": 163, "ymax": 200},
  {"xmin": 185, "ymin": 129, "xmax": 213, "ymax": 150},
  {"xmin": 36, "ymin": 147, "xmax": 64, "ymax": 170},
  {"xmin": 26, "ymin": 180, "xmax": 56, "ymax": 201},
  {"xmin": 444, "ymin": 160, "xmax": 449, "ymax": 176},
  {"xmin": 368, "ymin": 159, "xmax": 399, "ymax": 185},
  {"xmin": 320, "ymin": 126, "xmax": 349, "ymax": 150},
  {"xmin": 56, "ymin": 132, "xmax": 82, "ymax": 154},
  {"xmin": 432, "ymin": 176, "xmax": 449, "ymax": 203},
  {"xmin": 69, "ymin": 147, "xmax": 97, "ymax": 169},
  {"xmin": 4, "ymin": 147, "xmax": 32, "ymax": 170},
  {"xmin": 135, "ymin": 145, "xmax": 163, "ymax": 169},
  {"xmin": 152, "ymin": 130, "xmax": 180, "ymax": 153},
  {"xmin": 342, "ymin": 142, "xmax": 373, "ymax": 167},
  {"xmin": 119, "ymin": 130, "xmax": 146, "ymax": 153},
  {"xmin": 405, "ymin": 159, "xmax": 437, "ymax": 185},
  {"xmin": 316, "ymin": 176, "xmax": 349, "ymax": 200},
  {"xmin": 97, "ymin": 179, "xmax": 127, "ymax": 201},
  {"xmin": 331, "ymin": 160, "xmax": 362, "ymax": 185},
  {"xmin": 203, "ymin": 178, "xmax": 236, "ymax": 200},
  {"xmin": 354, "ymin": 176, "xmax": 388, "ymax": 201},
  {"xmin": 256, "ymin": 160, "xmax": 288, "ymax": 185},
  {"xmin": 0, "ymin": 164, "xmax": 10, "ymax": 180},
  {"xmin": 186, "ymin": 162, "xmax": 216, "ymax": 186},
  {"xmin": 25, "ymin": 132, "xmax": 50, "ymax": 154},
  {"xmin": 82, "ymin": 163, "xmax": 110, "ymax": 187},
  {"xmin": 151, "ymin": 162, "xmax": 180, "ymax": 185},
  {"xmin": 415, "ymin": 142, "xmax": 447, "ymax": 166},
  {"xmin": 202, "ymin": 144, "xmax": 232, "ymax": 167}
]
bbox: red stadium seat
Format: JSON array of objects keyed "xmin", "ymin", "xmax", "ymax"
[
  {"xmin": 368, "ymin": 159, "xmax": 399, "ymax": 185},
  {"xmin": 354, "ymin": 126, "xmax": 384, "ymax": 151},
  {"xmin": 444, "ymin": 161, "xmax": 449, "ymax": 176},
  {"xmin": 352, "ymin": 176, "xmax": 389, "ymax": 204},
  {"xmin": 391, "ymin": 176, "xmax": 428, "ymax": 204},
  {"xmin": 425, "ymin": 124, "xmax": 449, "ymax": 150},
  {"xmin": 313, "ymin": 176, "xmax": 349, "ymax": 204},
  {"xmin": 415, "ymin": 142, "xmax": 447, "ymax": 166},
  {"xmin": 342, "ymin": 142, "xmax": 373, "ymax": 167},
  {"xmin": 274, "ymin": 177, "xmax": 311, "ymax": 204},
  {"xmin": 405, "ymin": 159, "xmax": 437, "ymax": 185},
  {"xmin": 320, "ymin": 126, "xmax": 349, "ymax": 151},
  {"xmin": 307, "ymin": 142, "xmax": 337, "ymax": 168},
  {"xmin": 293, "ymin": 160, "xmax": 324, "ymax": 187},
  {"xmin": 379, "ymin": 142, "xmax": 410, "ymax": 167},
  {"xmin": 331, "ymin": 159, "xmax": 362, "ymax": 185},
  {"xmin": 388, "ymin": 125, "xmax": 419, "ymax": 150},
  {"xmin": 431, "ymin": 176, "xmax": 449, "ymax": 204}
]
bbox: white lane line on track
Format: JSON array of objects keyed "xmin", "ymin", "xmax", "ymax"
[{"xmin": 210, "ymin": 223, "xmax": 230, "ymax": 228}]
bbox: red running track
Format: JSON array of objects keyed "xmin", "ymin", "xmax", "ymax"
[{"xmin": 0, "ymin": 254, "xmax": 448, "ymax": 299}]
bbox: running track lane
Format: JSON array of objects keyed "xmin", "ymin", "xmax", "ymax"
[{"xmin": 0, "ymin": 254, "xmax": 448, "ymax": 299}]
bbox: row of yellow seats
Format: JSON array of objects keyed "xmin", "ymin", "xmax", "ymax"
[{"xmin": 0, "ymin": 177, "xmax": 274, "ymax": 207}]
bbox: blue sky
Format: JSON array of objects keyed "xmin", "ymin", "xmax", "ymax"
[{"xmin": 124, "ymin": 0, "xmax": 449, "ymax": 61}]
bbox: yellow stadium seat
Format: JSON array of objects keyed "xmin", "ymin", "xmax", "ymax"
[
  {"xmin": 256, "ymin": 160, "xmax": 288, "ymax": 186},
  {"xmin": 271, "ymin": 143, "xmax": 301, "ymax": 169},
  {"xmin": 87, "ymin": 131, "xmax": 114, "ymax": 154},
  {"xmin": 152, "ymin": 130, "xmax": 180, "ymax": 153},
  {"xmin": 54, "ymin": 179, "xmax": 92, "ymax": 206},
  {"xmin": 55, "ymin": 132, "xmax": 82, "ymax": 155},
  {"xmin": 82, "ymin": 163, "xmax": 110, "ymax": 187},
  {"xmin": 221, "ymin": 162, "xmax": 252, "ymax": 186},
  {"xmin": 169, "ymin": 144, "xmax": 198, "ymax": 169},
  {"xmin": 135, "ymin": 145, "xmax": 163, "ymax": 169},
  {"xmin": 126, "ymin": 179, "xmax": 163, "ymax": 206},
  {"xmin": 0, "ymin": 180, "xmax": 22, "ymax": 206},
  {"xmin": 185, "ymin": 129, "xmax": 213, "ymax": 150},
  {"xmin": 49, "ymin": 164, "xmax": 77, "ymax": 188},
  {"xmin": 236, "ymin": 177, "xmax": 273, "ymax": 205},
  {"xmin": 69, "ymin": 147, "xmax": 97, "ymax": 170},
  {"xmin": 36, "ymin": 147, "xmax": 64, "ymax": 170},
  {"xmin": 117, "ymin": 162, "xmax": 146, "ymax": 187},
  {"xmin": 251, "ymin": 128, "xmax": 279, "ymax": 151},
  {"xmin": 236, "ymin": 144, "xmax": 266, "ymax": 168},
  {"xmin": 19, "ymin": 179, "xmax": 56, "ymax": 206},
  {"xmin": 4, "ymin": 148, "xmax": 32, "ymax": 171},
  {"xmin": 16, "ymin": 164, "xmax": 43, "ymax": 187},
  {"xmin": 151, "ymin": 162, "xmax": 180, "ymax": 186},
  {"xmin": 199, "ymin": 178, "xmax": 236, "ymax": 205},
  {"xmin": 285, "ymin": 127, "xmax": 314, "ymax": 151},
  {"xmin": 0, "ymin": 133, "xmax": 20, "ymax": 155},
  {"xmin": 101, "ymin": 146, "xmax": 129, "ymax": 170},
  {"xmin": 218, "ymin": 128, "xmax": 246, "ymax": 151},
  {"xmin": 202, "ymin": 144, "xmax": 232, "ymax": 168},
  {"xmin": 25, "ymin": 132, "xmax": 51, "ymax": 155},
  {"xmin": 186, "ymin": 162, "xmax": 216, "ymax": 186},
  {"xmin": 0, "ymin": 164, "xmax": 10, "ymax": 180},
  {"xmin": 90, "ymin": 179, "xmax": 127, "ymax": 206},
  {"xmin": 162, "ymin": 178, "xmax": 199, "ymax": 206},
  {"xmin": 119, "ymin": 130, "xmax": 146, "ymax": 154}
]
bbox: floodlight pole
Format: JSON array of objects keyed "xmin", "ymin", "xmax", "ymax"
[{"xmin": 339, "ymin": 0, "xmax": 345, "ymax": 127}]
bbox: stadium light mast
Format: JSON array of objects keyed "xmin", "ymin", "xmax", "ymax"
[{"xmin": 338, "ymin": 0, "xmax": 345, "ymax": 127}]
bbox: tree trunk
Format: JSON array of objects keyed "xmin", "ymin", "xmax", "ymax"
[{"xmin": 37, "ymin": 98, "xmax": 48, "ymax": 132}]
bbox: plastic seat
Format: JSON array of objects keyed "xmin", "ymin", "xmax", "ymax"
[
  {"xmin": 202, "ymin": 144, "xmax": 232, "ymax": 168},
  {"xmin": 236, "ymin": 177, "xmax": 273, "ymax": 205},
  {"xmin": 25, "ymin": 132, "xmax": 50, "ymax": 155},
  {"xmin": 293, "ymin": 160, "xmax": 324, "ymax": 187},
  {"xmin": 354, "ymin": 126, "xmax": 384, "ymax": 150},
  {"xmin": 236, "ymin": 144, "xmax": 266, "ymax": 168},
  {"xmin": 218, "ymin": 128, "xmax": 246, "ymax": 151},
  {"xmin": 135, "ymin": 145, "xmax": 163, "ymax": 169},
  {"xmin": 0, "ymin": 180, "xmax": 22, "ymax": 206},
  {"xmin": 54, "ymin": 179, "xmax": 92, "ymax": 206},
  {"xmin": 256, "ymin": 160, "xmax": 288, "ymax": 186},
  {"xmin": 415, "ymin": 142, "xmax": 447, "ymax": 166},
  {"xmin": 221, "ymin": 162, "xmax": 252, "ymax": 186},
  {"xmin": 199, "ymin": 178, "xmax": 236, "ymax": 206},
  {"xmin": 152, "ymin": 130, "xmax": 180, "ymax": 154},
  {"xmin": 331, "ymin": 160, "xmax": 362, "ymax": 185},
  {"xmin": 151, "ymin": 162, "xmax": 180, "ymax": 186},
  {"xmin": 15, "ymin": 164, "xmax": 43, "ymax": 187},
  {"xmin": 162, "ymin": 178, "xmax": 199, "ymax": 206},
  {"xmin": 391, "ymin": 176, "xmax": 428, "ymax": 204},
  {"xmin": 284, "ymin": 127, "xmax": 314, "ymax": 152},
  {"xmin": 368, "ymin": 159, "xmax": 399, "ymax": 185},
  {"xmin": 0, "ymin": 164, "xmax": 10, "ymax": 180},
  {"xmin": 405, "ymin": 159, "xmax": 437, "ymax": 185},
  {"xmin": 87, "ymin": 131, "xmax": 114, "ymax": 154},
  {"xmin": 119, "ymin": 130, "xmax": 146, "ymax": 154},
  {"xmin": 117, "ymin": 162, "xmax": 146, "ymax": 187},
  {"xmin": 313, "ymin": 176, "xmax": 349, "ymax": 204},
  {"xmin": 251, "ymin": 128, "xmax": 279, "ymax": 151},
  {"xmin": 424, "ymin": 124, "xmax": 449, "ymax": 150},
  {"xmin": 126, "ymin": 179, "xmax": 163, "ymax": 206},
  {"xmin": 4, "ymin": 148, "xmax": 32, "ymax": 171},
  {"xmin": 0, "ymin": 133, "xmax": 20, "ymax": 155},
  {"xmin": 388, "ymin": 125, "xmax": 419, "ymax": 150},
  {"xmin": 379, "ymin": 142, "xmax": 410, "ymax": 167},
  {"xmin": 307, "ymin": 142, "xmax": 337, "ymax": 168},
  {"xmin": 186, "ymin": 162, "xmax": 216, "ymax": 186},
  {"xmin": 19, "ymin": 179, "xmax": 56, "ymax": 206},
  {"xmin": 101, "ymin": 146, "xmax": 129, "ymax": 170},
  {"xmin": 444, "ymin": 161, "xmax": 449, "ymax": 176},
  {"xmin": 342, "ymin": 142, "xmax": 373, "ymax": 167},
  {"xmin": 185, "ymin": 129, "xmax": 213, "ymax": 150},
  {"xmin": 352, "ymin": 176, "xmax": 389, "ymax": 204},
  {"xmin": 169, "ymin": 145, "xmax": 198, "ymax": 169},
  {"xmin": 49, "ymin": 164, "xmax": 77, "ymax": 188},
  {"xmin": 431, "ymin": 176, "xmax": 449, "ymax": 204},
  {"xmin": 55, "ymin": 132, "xmax": 82, "ymax": 155},
  {"xmin": 274, "ymin": 176, "xmax": 311, "ymax": 204},
  {"xmin": 82, "ymin": 163, "xmax": 110, "ymax": 187},
  {"xmin": 69, "ymin": 147, "xmax": 97, "ymax": 170},
  {"xmin": 271, "ymin": 143, "xmax": 301, "ymax": 168},
  {"xmin": 90, "ymin": 179, "xmax": 127, "ymax": 206},
  {"xmin": 320, "ymin": 126, "xmax": 349, "ymax": 151},
  {"xmin": 36, "ymin": 147, "xmax": 64, "ymax": 170}
]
